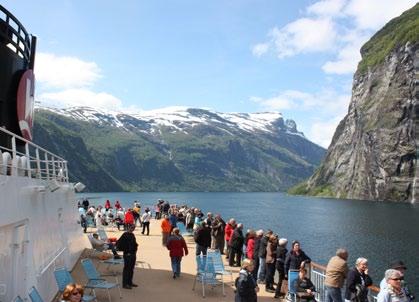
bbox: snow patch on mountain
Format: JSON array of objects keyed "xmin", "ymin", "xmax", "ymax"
[{"xmin": 37, "ymin": 105, "xmax": 304, "ymax": 137}]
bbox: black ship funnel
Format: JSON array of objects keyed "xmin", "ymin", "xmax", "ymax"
[{"xmin": 0, "ymin": 5, "xmax": 36, "ymax": 148}]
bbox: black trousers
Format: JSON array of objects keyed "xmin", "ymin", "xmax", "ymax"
[
  {"xmin": 252, "ymin": 256, "xmax": 260, "ymax": 280},
  {"xmin": 265, "ymin": 262, "xmax": 276, "ymax": 289},
  {"xmin": 229, "ymin": 247, "xmax": 242, "ymax": 266},
  {"xmin": 123, "ymin": 253, "xmax": 136, "ymax": 286},
  {"xmin": 274, "ymin": 268, "xmax": 286, "ymax": 296},
  {"xmin": 142, "ymin": 221, "xmax": 150, "ymax": 235}
]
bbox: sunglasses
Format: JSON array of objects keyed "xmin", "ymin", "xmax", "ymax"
[
  {"xmin": 71, "ymin": 292, "xmax": 81, "ymax": 295},
  {"xmin": 391, "ymin": 278, "xmax": 403, "ymax": 281}
]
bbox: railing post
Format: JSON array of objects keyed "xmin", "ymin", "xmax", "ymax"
[
  {"xmin": 44, "ymin": 153, "xmax": 49, "ymax": 180},
  {"xmin": 25, "ymin": 143, "xmax": 31, "ymax": 178},
  {"xmin": 64, "ymin": 161, "xmax": 69, "ymax": 183},
  {"xmin": 51, "ymin": 157, "xmax": 56, "ymax": 180},
  {"xmin": 35, "ymin": 148, "xmax": 41, "ymax": 179},
  {"xmin": 11, "ymin": 136, "xmax": 16, "ymax": 176}
]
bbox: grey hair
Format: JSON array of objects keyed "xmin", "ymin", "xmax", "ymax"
[
  {"xmin": 256, "ymin": 229, "xmax": 264, "ymax": 236},
  {"xmin": 385, "ymin": 269, "xmax": 402, "ymax": 282},
  {"xmin": 355, "ymin": 257, "xmax": 368, "ymax": 266}
]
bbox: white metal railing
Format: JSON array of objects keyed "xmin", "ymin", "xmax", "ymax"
[
  {"xmin": 309, "ymin": 262, "xmax": 379, "ymax": 302},
  {"xmin": 0, "ymin": 126, "xmax": 69, "ymax": 182}
]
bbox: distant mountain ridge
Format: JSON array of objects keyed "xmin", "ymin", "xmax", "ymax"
[{"xmin": 33, "ymin": 106, "xmax": 325, "ymax": 192}]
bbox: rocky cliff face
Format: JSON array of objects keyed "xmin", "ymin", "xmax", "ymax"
[{"xmin": 301, "ymin": 4, "xmax": 419, "ymax": 202}]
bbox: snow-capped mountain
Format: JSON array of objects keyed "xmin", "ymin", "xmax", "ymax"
[
  {"xmin": 33, "ymin": 106, "xmax": 325, "ymax": 192},
  {"xmin": 40, "ymin": 106, "xmax": 305, "ymax": 138}
]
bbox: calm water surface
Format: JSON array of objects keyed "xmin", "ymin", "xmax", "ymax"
[{"xmin": 78, "ymin": 192, "xmax": 419, "ymax": 293}]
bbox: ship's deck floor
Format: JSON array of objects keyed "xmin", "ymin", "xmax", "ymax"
[{"xmin": 70, "ymin": 219, "xmax": 284, "ymax": 302}]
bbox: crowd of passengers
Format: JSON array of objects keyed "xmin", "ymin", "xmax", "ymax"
[{"xmin": 77, "ymin": 199, "xmax": 414, "ymax": 302}]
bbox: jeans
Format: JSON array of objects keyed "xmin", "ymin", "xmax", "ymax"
[
  {"xmin": 171, "ymin": 256, "xmax": 182, "ymax": 276},
  {"xmin": 326, "ymin": 286, "xmax": 343, "ymax": 302},
  {"xmin": 257, "ymin": 257, "xmax": 266, "ymax": 281}
]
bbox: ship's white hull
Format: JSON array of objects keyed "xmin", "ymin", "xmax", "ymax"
[{"xmin": 0, "ymin": 175, "xmax": 89, "ymax": 302}]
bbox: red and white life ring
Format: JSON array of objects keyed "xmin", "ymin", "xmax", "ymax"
[{"xmin": 17, "ymin": 69, "xmax": 35, "ymax": 141}]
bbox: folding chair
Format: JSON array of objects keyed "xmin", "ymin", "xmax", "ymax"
[
  {"xmin": 28, "ymin": 287, "xmax": 43, "ymax": 302},
  {"xmin": 81, "ymin": 258, "xmax": 122, "ymax": 302},
  {"xmin": 286, "ymin": 269, "xmax": 300, "ymax": 302},
  {"xmin": 53, "ymin": 267, "xmax": 96, "ymax": 302},
  {"xmin": 207, "ymin": 249, "xmax": 233, "ymax": 282},
  {"xmin": 13, "ymin": 296, "xmax": 24, "ymax": 302},
  {"xmin": 97, "ymin": 228, "xmax": 109, "ymax": 241},
  {"xmin": 177, "ymin": 222, "xmax": 193, "ymax": 236},
  {"xmin": 193, "ymin": 255, "xmax": 225, "ymax": 298}
]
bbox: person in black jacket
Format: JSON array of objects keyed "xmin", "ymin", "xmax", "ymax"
[
  {"xmin": 235, "ymin": 259, "xmax": 259, "ymax": 302},
  {"xmin": 285, "ymin": 240, "xmax": 311, "ymax": 277},
  {"xmin": 257, "ymin": 230, "xmax": 273, "ymax": 283},
  {"xmin": 274, "ymin": 238, "xmax": 288, "ymax": 298},
  {"xmin": 345, "ymin": 258, "xmax": 372, "ymax": 302},
  {"xmin": 116, "ymin": 225, "xmax": 138, "ymax": 289},
  {"xmin": 229, "ymin": 223, "xmax": 244, "ymax": 267},
  {"xmin": 294, "ymin": 268, "xmax": 316, "ymax": 302},
  {"xmin": 194, "ymin": 222, "xmax": 211, "ymax": 256}
]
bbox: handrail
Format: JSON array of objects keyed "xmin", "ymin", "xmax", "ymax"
[
  {"xmin": 309, "ymin": 261, "xmax": 380, "ymax": 302},
  {"xmin": 37, "ymin": 247, "xmax": 67, "ymax": 277},
  {"xmin": 0, "ymin": 126, "xmax": 69, "ymax": 182},
  {"xmin": 0, "ymin": 4, "xmax": 31, "ymax": 60}
]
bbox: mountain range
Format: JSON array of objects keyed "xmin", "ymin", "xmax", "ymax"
[{"xmin": 33, "ymin": 106, "xmax": 325, "ymax": 192}]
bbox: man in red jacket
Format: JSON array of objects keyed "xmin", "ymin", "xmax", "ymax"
[
  {"xmin": 124, "ymin": 209, "xmax": 135, "ymax": 230},
  {"xmin": 224, "ymin": 218, "xmax": 236, "ymax": 259},
  {"xmin": 166, "ymin": 228, "xmax": 188, "ymax": 279}
]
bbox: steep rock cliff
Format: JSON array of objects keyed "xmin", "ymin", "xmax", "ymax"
[{"xmin": 299, "ymin": 4, "xmax": 419, "ymax": 202}]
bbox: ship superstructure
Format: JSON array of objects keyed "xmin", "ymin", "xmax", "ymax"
[{"xmin": 0, "ymin": 5, "xmax": 87, "ymax": 302}]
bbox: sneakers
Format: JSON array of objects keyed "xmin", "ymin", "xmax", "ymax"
[{"xmin": 131, "ymin": 283, "xmax": 138, "ymax": 287}]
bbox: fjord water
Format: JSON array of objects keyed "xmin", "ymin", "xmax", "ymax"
[{"xmin": 80, "ymin": 192, "xmax": 419, "ymax": 292}]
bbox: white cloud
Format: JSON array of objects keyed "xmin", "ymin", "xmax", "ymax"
[
  {"xmin": 34, "ymin": 52, "xmax": 134, "ymax": 112},
  {"xmin": 307, "ymin": 0, "xmax": 347, "ymax": 17},
  {"xmin": 36, "ymin": 53, "xmax": 101, "ymax": 89},
  {"xmin": 38, "ymin": 89, "xmax": 123, "ymax": 110},
  {"xmin": 252, "ymin": 43, "xmax": 270, "ymax": 57},
  {"xmin": 309, "ymin": 116, "xmax": 343, "ymax": 148},
  {"xmin": 322, "ymin": 31, "xmax": 368, "ymax": 74},
  {"xmin": 344, "ymin": 0, "xmax": 417, "ymax": 30},
  {"xmin": 268, "ymin": 17, "xmax": 337, "ymax": 58},
  {"xmin": 252, "ymin": 0, "xmax": 417, "ymax": 74}
]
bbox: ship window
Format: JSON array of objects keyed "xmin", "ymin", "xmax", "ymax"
[
  {"xmin": 8, "ymin": 18, "xmax": 19, "ymax": 33},
  {"xmin": 12, "ymin": 33, "xmax": 17, "ymax": 43},
  {"xmin": 6, "ymin": 43, "xmax": 16, "ymax": 53},
  {"xmin": 19, "ymin": 40, "xmax": 24, "ymax": 51},
  {"xmin": 0, "ymin": 11, "xmax": 6, "ymax": 22},
  {"xmin": 17, "ymin": 51, "xmax": 23, "ymax": 58}
]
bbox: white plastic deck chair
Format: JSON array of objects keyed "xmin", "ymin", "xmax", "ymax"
[
  {"xmin": 193, "ymin": 255, "xmax": 225, "ymax": 298},
  {"xmin": 207, "ymin": 249, "xmax": 233, "ymax": 282},
  {"xmin": 97, "ymin": 228, "xmax": 109, "ymax": 241},
  {"xmin": 80, "ymin": 258, "xmax": 122, "ymax": 302}
]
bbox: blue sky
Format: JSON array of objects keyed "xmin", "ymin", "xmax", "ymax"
[{"xmin": 2, "ymin": 0, "xmax": 416, "ymax": 147}]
